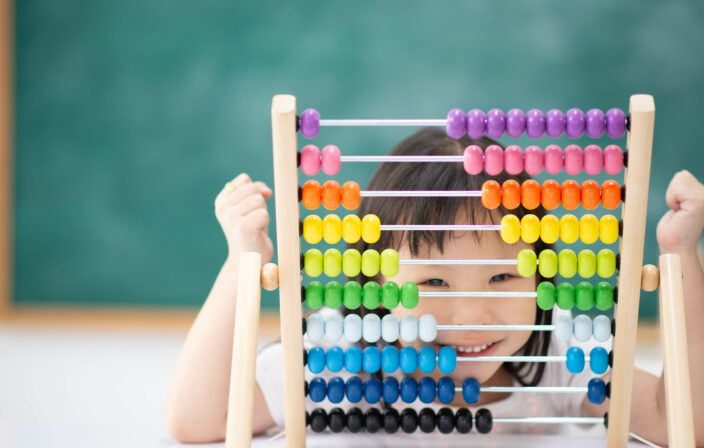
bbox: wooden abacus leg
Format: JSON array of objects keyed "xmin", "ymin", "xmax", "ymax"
[
  {"xmin": 658, "ymin": 254, "xmax": 695, "ymax": 448},
  {"xmin": 226, "ymin": 252, "xmax": 262, "ymax": 448}
]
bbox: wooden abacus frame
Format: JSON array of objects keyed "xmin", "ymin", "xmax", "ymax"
[{"xmin": 226, "ymin": 94, "xmax": 694, "ymax": 448}]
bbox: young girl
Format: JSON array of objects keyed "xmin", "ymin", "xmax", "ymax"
[{"xmin": 165, "ymin": 128, "xmax": 704, "ymax": 445}]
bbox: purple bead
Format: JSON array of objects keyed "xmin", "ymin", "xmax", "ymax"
[
  {"xmin": 467, "ymin": 109, "xmax": 486, "ymax": 139},
  {"xmin": 486, "ymin": 108, "xmax": 505, "ymax": 139},
  {"xmin": 506, "ymin": 108, "xmax": 526, "ymax": 138},
  {"xmin": 525, "ymin": 109, "xmax": 545, "ymax": 139},
  {"xmin": 545, "ymin": 109, "xmax": 565, "ymax": 137},
  {"xmin": 446, "ymin": 108, "xmax": 467, "ymax": 139},
  {"xmin": 565, "ymin": 108, "xmax": 585, "ymax": 138},
  {"xmin": 300, "ymin": 108, "xmax": 320, "ymax": 138},
  {"xmin": 586, "ymin": 109, "xmax": 605, "ymax": 138},
  {"xmin": 606, "ymin": 108, "xmax": 626, "ymax": 138}
]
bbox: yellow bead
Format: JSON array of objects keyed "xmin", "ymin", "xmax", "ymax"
[
  {"xmin": 342, "ymin": 249, "xmax": 361, "ymax": 277},
  {"xmin": 577, "ymin": 249, "xmax": 597, "ymax": 278},
  {"xmin": 516, "ymin": 249, "xmax": 537, "ymax": 277},
  {"xmin": 342, "ymin": 215, "xmax": 362, "ymax": 243},
  {"xmin": 302, "ymin": 215, "xmax": 323, "ymax": 244},
  {"xmin": 597, "ymin": 249, "xmax": 617, "ymax": 278},
  {"xmin": 323, "ymin": 214, "xmax": 342, "ymax": 244},
  {"xmin": 500, "ymin": 215, "xmax": 520, "ymax": 244},
  {"xmin": 558, "ymin": 249, "xmax": 577, "ymax": 278},
  {"xmin": 600, "ymin": 215, "xmax": 619, "ymax": 244},
  {"xmin": 304, "ymin": 249, "xmax": 323, "ymax": 277},
  {"xmin": 361, "ymin": 249, "xmax": 380, "ymax": 277},
  {"xmin": 560, "ymin": 214, "xmax": 579, "ymax": 244},
  {"xmin": 579, "ymin": 214, "xmax": 599, "ymax": 244},
  {"xmin": 361, "ymin": 214, "xmax": 381, "ymax": 244},
  {"xmin": 540, "ymin": 215, "xmax": 560, "ymax": 244},
  {"xmin": 323, "ymin": 249, "xmax": 342, "ymax": 277},
  {"xmin": 380, "ymin": 249, "xmax": 399, "ymax": 277},
  {"xmin": 520, "ymin": 214, "xmax": 540, "ymax": 243}
]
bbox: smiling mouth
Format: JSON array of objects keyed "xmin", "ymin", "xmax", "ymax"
[{"xmin": 447, "ymin": 340, "xmax": 501, "ymax": 357}]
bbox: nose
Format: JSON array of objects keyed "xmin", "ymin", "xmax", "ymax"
[{"xmin": 431, "ymin": 295, "xmax": 496, "ymax": 326}]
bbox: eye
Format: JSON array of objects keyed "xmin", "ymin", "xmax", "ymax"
[
  {"xmin": 490, "ymin": 273, "xmax": 512, "ymax": 283},
  {"xmin": 421, "ymin": 278, "xmax": 447, "ymax": 287}
]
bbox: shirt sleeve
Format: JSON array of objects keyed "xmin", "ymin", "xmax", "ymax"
[{"xmin": 255, "ymin": 342, "xmax": 287, "ymax": 427}]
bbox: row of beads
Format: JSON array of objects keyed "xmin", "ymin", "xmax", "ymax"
[
  {"xmin": 302, "ymin": 214, "xmax": 380, "ymax": 244},
  {"xmin": 304, "ymin": 280, "xmax": 419, "ymax": 310},
  {"xmin": 465, "ymin": 144, "xmax": 624, "ymax": 176},
  {"xmin": 483, "ymin": 179, "xmax": 622, "ymax": 211},
  {"xmin": 537, "ymin": 281, "xmax": 615, "ymax": 311},
  {"xmin": 516, "ymin": 248, "xmax": 617, "ymax": 278},
  {"xmin": 500, "ymin": 213, "xmax": 619, "ymax": 245},
  {"xmin": 301, "ymin": 180, "xmax": 360, "ymax": 210},
  {"xmin": 303, "ymin": 248, "xmax": 398, "ymax": 278}
]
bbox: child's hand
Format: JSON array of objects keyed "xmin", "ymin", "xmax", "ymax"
[
  {"xmin": 215, "ymin": 173, "xmax": 274, "ymax": 264},
  {"xmin": 656, "ymin": 170, "xmax": 704, "ymax": 254}
]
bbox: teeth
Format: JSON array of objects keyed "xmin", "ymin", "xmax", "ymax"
[{"xmin": 453, "ymin": 342, "xmax": 493, "ymax": 353}]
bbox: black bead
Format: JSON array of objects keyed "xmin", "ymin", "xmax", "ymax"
[
  {"xmin": 616, "ymin": 253, "xmax": 621, "ymax": 271},
  {"xmin": 383, "ymin": 408, "xmax": 400, "ymax": 433},
  {"xmin": 418, "ymin": 408, "xmax": 436, "ymax": 433},
  {"xmin": 455, "ymin": 408, "xmax": 473, "ymax": 434},
  {"xmin": 400, "ymin": 408, "xmax": 418, "ymax": 433},
  {"xmin": 606, "ymin": 382, "xmax": 611, "ymax": 398},
  {"xmin": 310, "ymin": 408, "xmax": 328, "ymax": 433},
  {"xmin": 303, "ymin": 349, "xmax": 308, "ymax": 366},
  {"xmin": 328, "ymin": 408, "xmax": 346, "ymax": 433},
  {"xmin": 304, "ymin": 380, "xmax": 309, "ymax": 396},
  {"xmin": 346, "ymin": 407, "xmax": 364, "ymax": 433},
  {"xmin": 623, "ymin": 150, "xmax": 629, "ymax": 167},
  {"xmin": 297, "ymin": 186, "xmax": 302, "ymax": 202},
  {"xmin": 297, "ymin": 150, "xmax": 301, "ymax": 167},
  {"xmin": 608, "ymin": 350, "xmax": 613, "ymax": 368},
  {"xmin": 298, "ymin": 220, "xmax": 303, "ymax": 236},
  {"xmin": 301, "ymin": 285, "xmax": 306, "ymax": 303},
  {"xmin": 305, "ymin": 411, "xmax": 310, "ymax": 427},
  {"xmin": 618, "ymin": 220, "xmax": 623, "ymax": 237},
  {"xmin": 475, "ymin": 408, "xmax": 493, "ymax": 434},
  {"xmin": 364, "ymin": 408, "xmax": 382, "ymax": 433},
  {"xmin": 613, "ymin": 286, "xmax": 619, "ymax": 304},
  {"xmin": 300, "ymin": 254, "xmax": 304, "ymax": 270},
  {"xmin": 296, "ymin": 115, "xmax": 301, "ymax": 133},
  {"xmin": 611, "ymin": 318, "xmax": 616, "ymax": 336},
  {"xmin": 603, "ymin": 412, "xmax": 609, "ymax": 428},
  {"xmin": 437, "ymin": 407, "xmax": 455, "ymax": 434},
  {"xmin": 302, "ymin": 317, "xmax": 307, "ymax": 335},
  {"xmin": 625, "ymin": 114, "xmax": 631, "ymax": 132}
]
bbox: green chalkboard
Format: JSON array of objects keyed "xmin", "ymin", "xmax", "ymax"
[{"xmin": 14, "ymin": 1, "xmax": 704, "ymax": 319}]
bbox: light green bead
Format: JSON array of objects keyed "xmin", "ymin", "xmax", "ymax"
[
  {"xmin": 381, "ymin": 281, "xmax": 400, "ymax": 309},
  {"xmin": 517, "ymin": 249, "xmax": 537, "ymax": 277},
  {"xmin": 323, "ymin": 249, "xmax": 342, "ymax": 277},
  {"xmin": 400, "ymin": 282, "xmax": 419, "ymax": 309},
  {"xmin": 342, "ymin": 249, "xmax": 361, "ymax": 277},
  {"xmin": 538, "ymin": 249, "xmax": 558, "ymax": 278},
  {"xmin": 361, "ymin": 249, "xmax": 380, "ymax": 277},
  {"xmin": 380, "ymin": 249, "xmax": 399, "ymax": 277},
  {"xmin": 362, "ymin": 281, "xmax": 381, "ymax": 309},
  {"xmin": 304, "ymin": 249, "xmax": 323, "ymax": 277},
  {"xmin": 324, "ymin": 281, "xmax": 343, "ymax": 308},
  {"xmin": 577, "ymin": 250, "xmax": 596, "ymax": 278},
  {"xmin": 558, "ymin": 249, "xmax": 577, "ymax": 278},
  {"xmin": 597, "ymin": 249, "xmax": 617, "ymax": 278}
]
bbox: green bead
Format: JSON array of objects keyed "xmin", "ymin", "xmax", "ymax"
[
  {"xmin": 342, "ymin": 249, "xmax": 361, "ymax": 277},
  {"xmin": 304, "ymin": 249, "xmax": 323, "ymax": 277},
  {"xmin": 323, "ymin": 249, "xmax": 342, "ymax": 277},
  {"xmin": 536, "ymin": 281, "xmax": 556, "ymax": 310},
  {"xmin": 575, "ymin": 281, "xmax": 594, "ymax": 311},
  {"xmin": 597, "ymin": 249, "xmax": 617, "ymax": 278},
  {"xmin": 324, "ymin": 281, "xmax": 343, "ymax": 308},
  {"xmin": 577, "ymin": 250, "xmax": 596, "ymax": 278},
  {"xmin": 362, "ymin": 281, "xmax": 381, "ymax": 309},
  {"xmin": 381, "ymin": 281, "xmax": 400, "ymax": 309},
  {"xmin": 558, "ymin": 249, "xmax": 577, "ymax": 278},
  {"xmin": 400, "ymin": 282, "xmax": 419, "ymax": 309},
  {"xmin": 343, "ymin": 281, "xmax": 362, "ymax": 309},
  {"xmin": 595, "ymin": 282, "xmax": 614, "ymax": 310},
  {"xmin": 361, "ymin": 249, "xmax": 380, "ymax": 277},
  {"xmin": 380, "ymin": 249, "xmax": 399, "ymax": 277},
  {"xmin": 305, "ymin": 281, "xmax": 324, "ymax": 309},
  {"xmin": 517, "ymin": 249, "xmax": 537, "ymax": 277},
  {"xmin": 538, "ymin": 249, "xmax": 558, "ymax": 278},
  {"xmin": 556, "ymin": 283, "xmax": 575, "ymax": 310}
]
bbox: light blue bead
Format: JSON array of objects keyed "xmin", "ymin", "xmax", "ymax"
[
  {"xmin": 344, "ymin": 346, "xmax": 362, "ymax": 373},
  {"xmin": 307, "ymin": 347, "xmax": 325, "ymax": 374},
  {"xmin": 325, "ymin": 313, "xmax": 343, "ymax": 341},
  {"xmin": 400, "ymin": 315, "xmax": 418, "ymax": 342},
  {"xmin": 462, "ymin": 377, "xmax": 480, "ymax": 404},
  {"xmin": 345, "ymin": 376, "xmax": 363, "ymax": 403},
  {"xmin": 565, "ymin": 346, "xmax": 585, "ymax": 374},
  {"xmin": 400, "ymin": 376, "xmax": 418, "ymax": 403},
  {"xmin": 362, "ymin": 346, "xmax": 381, "ymax": 373},
  {"xmin": 589, "ymin": 347, "xmax": 609, "ymax": 374},
  {"xmin": 326, "ymin": 346, "xmax": 343, "ymax": 372},
  {"xmin": 381, "ymin": 345, "xmax": 400, "ymax": 373},
  {"xmin": 306, "ymin": 313, "xmax": 324, "ymax": 341},
  {"xmin": 381, "ymin": 314, "xmax": 399, "ymax": 343},
  {"xmin": 587, "ymin": 378, "xmax": 607, "ymax": 405},
  {"xmin": 343, "ymin": 314, "xmax": 362, "ymax": 343},
  {"xmin": 592, "ymin": 315, "xmax": 611, "ymax": 342},
  {"xmin": 418, "ymin": 314, "xmax": 437, "ymax": 342},
  {"xmin": 438, "ymin": 346, "xmax": 457, "ymax": 374},
  {"xmin": 327, "ymin": 377, "xmax": 345, "ymax": 403},
  {"xmin": 554, "ymin": 315, "xmax": 572, "ymax": 342},
  {"xmin": 364, "ymin": 377, "xmax": 382, "ymax": 404},
  {"xmin": 418, "ymin": 346, "xmax": 436, "ymax": 374},
  {"xmin": 362, "ymin": 313, "xmax": 381, "ymax": 343},
  {"xmin": 573, "ymin": 314, "xmax": 592, "ymax": 342},
  {"xmin": 437, "ymin": 376, "xmax": 455, "ymax": 404},
  {"xmin": 399, "ymin": 346, "xmax": 418, "ymax": 374},
  {"xmin": 309, "ymin": 377, "xmax": 326, "ymax": 402},
  {"xmin": 382, "ymin": 377, "xmax": 400, "ymax": 404},
  {"xmin": 418, "ymin": 377, "xmax": 436, "ymax": 403}
]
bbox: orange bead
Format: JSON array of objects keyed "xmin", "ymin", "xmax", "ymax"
[
  {"xmin": 341, "ymin": 181, "xmax": 361, "ymax": 210},
  {"xmin": 301, "ymin": 180, "xmax": 321, "ymax": 209},
  {"xmin": 561, "ymin": 180, "xmax": 581, "ymax": 210},
  {"xmin": 521, "ymin": 179, "xmax": 541, "ymax": 210},
  {"xmin": 321, "ymin": 180, "xmax": 341, "ymax": 210},
  {"xmin": 481, "ymin": 180, "xmax": 501, "ymax": 209},
  {"xmin": 501, "ymin": 180, "xmax": 521, "ymax": 210},
  {"xmin": 601, "ymin": 180, "xmax": 622, "ymax": 209},
  {"xmin": 541, "ymin": 180, "xmax": 561, "ymax": 210},
  {"xmin": 581, "ymin": 180, "xmax": 601, "ymax": 210}
]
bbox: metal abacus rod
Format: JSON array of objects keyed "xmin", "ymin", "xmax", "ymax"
[{"xmin": 320, "ymin": 118, "xmax": 447, "ymax": 127}]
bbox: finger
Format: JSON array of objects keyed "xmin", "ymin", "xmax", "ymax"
[
  {"xmin": 232, "ymin": 193, "xmax": 267, "ymax": 217},
  {"xmin": 216, "ymin": 182, "xmax": 262, "ymax": 209},
  {"xmin": 215, "ymin": 174, "xmax": 253, "ymax": 205},
  {"xmin": 253, "ymin": 181, "xmax": 273, "ymax": 199},
  {"xmin": 241, "ymin": 208, "xmax": 270, "ymax": 232}
]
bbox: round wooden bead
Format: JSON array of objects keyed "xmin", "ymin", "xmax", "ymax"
[
  {"xmin": 438, "ymin": 379, "xmax": 456, "ymax": 405},
  {"xmin": 545, "ymin": 109, "xmax": 565, "ymax": 137},
  {"xmin": 321, "ymin": 145, "xmax": 341, "ymax": 175},
  {"xmin": 438, "ymin": 346, "xmax": 457, "ymax": 374},
  {"xmin": 381, "ymin": 346, "xmax": 400, "ymax": 374},
  {"xmin": 521, "ymin": 214, "xmax": 541, "ymax": 244},
  {"xmin": 576, "ymin": 281, "xmax": 595, "ymax": 310},
  {"xmin": 524, "ymin": 145, "xmax": 543, "ymax": 175},
  {"xmin": 580, "ymin": 214, "xmax": 599, "ymax": 244},
  {"xmin": 418, "ymin": 346, "xmax": 437, "ymax": 374},
  {"xmin": 641, "ymin": 264, "xmax": 659, "ymax": 291},
  {"xmin": 309, "ymin": 408, "xmax": 327, "ymax": 432},
  {"xmin": 484, "ymin": 145, "xmax": 504, "ymax": 175},
  {"xmin": 581, "ymin": 180, "xmax": 601, "ymax": 210},
  {"xmin": 400, "ymin": 347, "xmax": 418, "ymax": 375},
  {"xmin": 326, "ymin": 346, "xmax": 344, "ymax": 372},
  {"xmin": 599, "ymin": 215, "xmax": 619, "ymax": 244},
  {"xmin": 541, "ymin": 179, "xmax": 561, "ymax": 210},
  {"xmin": 418, "ymin": 408, "xmax": 437, "ymax": 433},
  {"xmin": 586, "ymin": 109, "xmax": 606, "ymax": 138},
  {"xmin": 601, "ymin": 180, "xmax": 622, "ymax": 209},
  {"xmin": 587, "ymin": 378, "xmax": 607, "ymax": 405},
  {"xmin": 526, "ymin": 109, "xmax": 546, "ymax": 138},
  {"xmin": 383, "ymin": 408, "xmax": 400, "ymax": 434},
  {"xmin": 328, "ymin": 406, "xmax": 346, "ymax": 431},
  {"xmin": 538, "ymin": 249, "xmax": 558, "ymax": 279},
  {"xmin": 462, "ymin": 378, "xmax": 480, "ymax": 404},
  {"xmin": 381, "ymin": 314, "xmax": 400, "ymax": 342},
  {"xmin": 560, "ymin": 214, "xmax": 579, "ymax": 244},
  {"xmin": 361, "ymin": 214, "xmax": 381, "ymax": 244},
  {"xmin": 506, "ymin": 108, "xmax": 526, "ymax": 138},
  {"xmin": 584, "ymin": 144, "xmax": 604, "ymax": 175},
  {"xmin": 341, "ymin": 181, "xmax": 361, "ymax": 210},
  {"xmin": 310, "ymin": 378, "xmax": 326, "ymax": 401},
  {"xmin": 501, "ymin": 179, "xmax": 521, "ymax": 210},
  {"xmin": 565, "ymin": 347, "xmax": 585, "ymax": 374},
  {"xmin": 456, "ymin": 408, "xmax": 473, "ymax": 433},
  {"xmin": 345, "ymin": 351, "xmax": 362, "ymax": 375},
  {"xmin": 300, "ymin": 144, "xmax": 320, "ymax": 175},
  {"xmin": 343, "ymin": 281, "xmax": 362, "ymax": 309},
  {"xmin": 381, "ymin": 281, "xmax": 400, "ymax": 309},
  {"xmin": 606, "ymin": 108, "xmax": 626, "ymax": 139},
  {"xmin": 342, "ymin": 249, "xmax": 361, "ymax": 277},
  {"xmin": 363, "ymin": 376, "xmax": 381, "ymax": 400},
  {"xmin": 323, "ymin": 249, "xmax": 342, "ymax": 277},
  {"xmin": 475, "ymin": 409, "xmax": 493, "ymax": 434},
  {"xmin": 347, "ymin": 407, "xmax": 364, "ymax": 432},
  {"xmin": 500, "ymin": 215, "xmax": 520, "ymax": 244},
  {"xmin": 321, "ymin": 180, "xmax": 341, "ymax": 210},
  {"xmin": 362, "ymin": 281, "xmax": 381, "ymax": 309},
  {"xmin": 418, "ymin": 377, "xmax": 436, "ymax": 403},
  {"xmin": 344, "ymin": 314, "xmax": 362, "ymax": 342},
  {"xmin": 400, "ymin": 408, "xmax": 418, "ymax": 433},
  {"xmin": 419, "ymin": 314, "xmax": 438, "ymax": 342},
  {"xmin": 380, "ymin": 249, "xmax": 399, "ymax": 277},
  {"xmin": 467, "ymin": 109, "xmax": 486, "ymax": 139},
  {"xmin": 590, "ymin": 347, "xmax": 609, "ymax": 374},
  {"xmin": 517, "ymin": 249, "xmax": 537, "ymax": 277},
  {"xmin": 324, "ymin": 281, "xmax": 342, "ymax": 308},
  {"xmin": 463, "ymin": 145, "xmax": 484, "ymax": 175},
  {"xmin": 361, "ymin": 249, "xmax": 380, "ymax": 277},
  {"xmin": 304, "ymin": 249, "xmax": 323, "ymax": 277},
  {"xmin": 593, "ymin": 315, "xmax": 611, "ymax": 342},
  {"xmin": 595, "ymin": 282, "xmax": 615, "ymax": 310},
  {"xmin": 301, "ymin": 180, "xmax": 321, "ymax": 209},
  {"xmin": 558, "ymin": 249, "xmax": 577, "ymax": 278},
  {"xmin": 573, "ymin": 314, "xmax": 592, "ymax": 342},
  {"xmin": 540, "ymin": 215, "xmax": 560, "ymax": 244},
  {"xmin": 604, "ymin": 145, "xmax": 624, "ymax": 174},
  {"xmin": 578, "ymin": 249, "xmax": 597, "ymax": 278},
  {"xmin": 382, "ymin": 377, "xmax": 400, "ymax": 404},
  {"xmin": 504, "ymin": 145, "xmax": 524, "ymax": 174},
  {"xmin": 561, "ymin": 180, "xmax": 581, "ymax": 210},
  {"xmin": 564, "ymin": 145, "xmax": 584, "ymax": 175},
  {"xmin": 536, "ymin": 281, "xmax": 556, "ymax": 310},
  {"xmin": 305, "ymin": 281, "xmax": 324, "ymax": 309},
  {"xmin": 401, "ymin": 282, "xmax": 419, "ymax": 309},
  {"xmin": 362, "ymin": 347, "xmax": 381, "ymax": 373},
  {"xmin": 544, "ymin": 144, "xmax": 563, "ymax": 174},
  {"xmin": 341, "ymin": 214, "xmax": 362, "ymax": 243},
  {"xmin": 565, "ymin": 108, "xmax": 585, "ymax": 138},
  {"xmin": 306, "ymin": 312, "xmax": 324, "ymax": 341},
  {"xmin": 365, "ymin": 408, "xmax": 382, "ymax": 432},
  {"xmin": 554, "ymin": 315, "xmax": 572, "ymax": 342},
  {"xmin": 446, "ymin": 108, "xmax": 467, "ymax": 139},
  {"xmin": 323, "ymin": 214, "xmax": 342, "ymax": 244},
  {"xmin": 303, "ymin": 214, "xmax": 324, "ymax": 246},
  {"xmin": 486, "ymin": 109, "xmax": 506, "ymax": 139},
  {"xmin": 400, "ymin": 315, "xmax": 418, "ymax": 342},
  {"xmin": 308, "ymin": 347, "xmax": 325, "ymax": 374},
  {"xmin": 597, "ymin": 249, "xmax": 616, "ymax": 278},
  {"xmin": 300, "ymin": 109, "xmax": 320, "ymax": 138},
  {"xmin": 261, "ymin": 263, "xmax": 279, "ymax": 291},
  {"xmin": 521, "ymin": 179, "xmax": 541, "ymax": 210},
  {"xmin": 556, "ymin": 282, "xmax": 575, "ymax": 310}
]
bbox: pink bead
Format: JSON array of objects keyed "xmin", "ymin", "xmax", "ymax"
[
  {"xmin": 321, "ymin": 145, "xmax": 341, "ymax": 175},
  {"xmin": 504, "ymin": 145, "xmax": 523, "ymax": 175},
  {"xmin": 563, "ymin": 145, "xmax": 584, "ymax": 175},
  {"xmin": 544, "ymin": 145, "xmax": 563, "ymax": 174},
  {"xmin": 484, "ymin": 145, "xmax": 504, "ymax": 175},
  {"xmin": 584, "ymin": 145, "xmax": 604, "ymax": 175},
  {"xmin": 300, "ymin": 145, "xmax": 320, "ymax": 176},
  {"xmin": 604, "ymin": 145, "xmax": 624, "ymax": 175},
  {"xmin": 524, "ymin": 145, "xmax": 543, "ymax": 175},
  {"xmin": 463, "ymin": 145, "xmax": 484, "ymax": 175}
]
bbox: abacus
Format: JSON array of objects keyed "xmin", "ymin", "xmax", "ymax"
[{"xmin": 226, "ymin": 94, "xmax": 695, "ymax": 448}]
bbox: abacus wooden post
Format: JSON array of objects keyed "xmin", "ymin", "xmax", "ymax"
[
  {"xmin": 225, "ymin": 252, "xmax": 262, "ymax": 448},
  {"xmin": 658, "ymin": 254, "xmax": 695, "ymax": 448}
]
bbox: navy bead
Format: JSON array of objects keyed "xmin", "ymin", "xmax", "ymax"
[
  {"xmin": 400, "ymin": 376, "xmax": 418, "ymax": 403},
  {"xmin": 418, "ymin": 377, "xmax": 436, "ymax": 403},
  {"xmin": 587, "ymin": 378, "xmax": 607, "ymax": 405},
  {"xmin": 309, "ymin": 377, "xmax": 326, "ymax": 402},
  {"xmin": 381, "ymin": 346, "xmax": 400, "ymax": 373},
  {"xmin": 382, "ymin": 377, "xmax": 400, "ymax": 404},
  {"xmin": 344, "ymin": 346, "xmax": 362, "ymax": 373},
  {"xmin": 566, "ymin": 346, "xmax": 585, "ymax": 374},
  {"xmin": 437, "ymin": 376, "xmax": 455, "ymax": 404},
  {"xmin": 327, "ymin": 377, "xmax": 345, "ymax": 404},
  {"xmin": 438, "ymin": 346, "xmax": 457, "ymax": 374},
  {"xmin": 462, "ymin": 377, "xmax": 480, "ymax": 404},
  {"xmin": 345, "ymin": 376, "xmax": 363, "ymax": 403},
  {"xmin": 399, "ymin": 346, "xmax": 418, "ymax": 374},
  {"xmin": 326, "ymin": 346, "xmax": 344, "ymax": 372},
  {"xmin": 590, "ymin": 347, "xmax": 609, "ymax": 374},
  {"xmin": 364, "ymin": 377, "xmax": 382, "ymax": 404},
  {"xmin": 418, "ymin": 346, "xmax": 436, "ymax": 374},
  {"xmin": 363, "ymin": 346, "xmax": 381, "ymax": 373},
  {"xmin": 307, "ymin": 347, "xmax": 325, "ymax": 374}
]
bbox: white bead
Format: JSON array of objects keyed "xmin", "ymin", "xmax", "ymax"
[
  {"xmin": 592, "ymin": 315, "xmax": 611, "ymax": 342},
  {"xmin": 418, "ymin": 314, "xmax": 437, "ymax": 342},
  {"xmin": 307, "ymin": 313, "xmax": 324, "ymax": 341},
  {"xmin": 381, "ymin": 314, "xmax": 400, "ymax": 343},
  {"xmin": 554, "ymin": 315, "xmax": 572, "ymax": 342},
  {"xmin": 399, "ymin": 315, "xmax": 418, "ymax": 342},
  {"xmin": 573, "ymin": 314, "xmax": 592, "ymax": 342},
  {"xmin": 343, "ymin": 314, "xmax": 362, "ymax": 343},
  {"xmin": 362, "ymin": 313, "xmax": 381, "ymax": 343},
  {"xmin": 325, "ymin": 313, "xmax": 343, "ymax": 341}
]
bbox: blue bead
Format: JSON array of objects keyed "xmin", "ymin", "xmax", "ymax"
[
  {"xmin": 344, "ymin": 346, "xmax": 362, "ymax": 373},
  {"xmin": 589, "ymin": 347, "xmax": 609, "ymax": 374},
  {"xmin": 400, "ymin": 376, "xmax": 418, "ymax": 403},
  {"xmin": 418, "ymin": 377, "xmax": 436, "ymax": 403},
  {"xmin": 327, "ymin": 377, "xmax": 345, "ymax": 403},
  {"xmin": 326, "ymin": 346, "xmax": 343, "ymax": 372},
  {"xmin": 382, "ymin": 377, "xmax": 400, "ymax": 404},
  {"xmin": 418, "ymin": 346, "xmax": 436, "ymax": 374},
  {"xmin": 566, "ymin": 346, "xmax": 585, "ymax": 374},
  {"xmin": 587, "ymin": 378, "xmax": 607, "ymax": 405},
  {"xmin": 364, "ymin": 377, "xmax": 382, "ymax": 404},
  {"xmin": 462, "ymin": 377, "xmax": 480, "ymax": 404},
  {"xmin": 309, "ymin": 377, "xmax": 326, "ymax": 402},
  {"xmin": 438, "ymin": 346, "xmax": 457, "ymax": 374},
  {"xmin": 307, "ymin": 347, "xmax": 325, "ymax": 374},
  {"xmin": 362, "ymin": 346, "xmax": 381, "ymax": 373},
  {"xmin": 437, "ymin": 376, "xmax": 455, "ymax": 404},
  {"xmin": 400, "ymin": 346, "xmax": 418, "ymax": 374},
  {"xmin": 381, "ymin": 346, "xmax": 400, "ymax": 373},
  {"xmin": 345, "ymin": 376, "xmax": 363, "ymax": 403}
]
